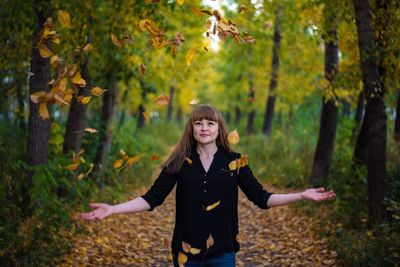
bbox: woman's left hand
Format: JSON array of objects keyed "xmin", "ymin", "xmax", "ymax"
[{"xmin": 301, "ymin": 187, "xmax": 335, "ymax": 202}]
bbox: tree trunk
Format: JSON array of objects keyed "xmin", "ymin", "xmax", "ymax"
[
  {"xmin": 353, "ymin": 91, "xmax": 365, "ymax": 143},
  {"xmin": 27, "ymin": 1, "xmax": 52, "ymax": 168},
  {"xmin": 263, "ymin": 5, "xmax": 282, "ymax": 136},
  {"xmin": 176, "ymin": 105, "xmax": 183, "ymax": 123},
  {"xmin": 63, "ymin": 43, "xmax": 91, "ymax": 154},
  {"xmin": 353, "ymin": 0, "xmax": 387, "ymax": 224},
  {"xmin": 395, "ymin": 91, "xmax": 400, "ymax": 142},
  {"xmin": 309, "ymin": 3, "xmax": 339, "ymax": 185},
  {"xmin": 167, "ymin": 85, "xmax": 175, "ymax": 121},
  {"xmin": 16, "ymin": 75, "xmax": 26, "ymax": 131},
  {"xmin": 234, "ymin": 106, "xmax": 241, "ymax": 126},
  {"xmin": 246, "ymin": 77, "xmax": 255, "ymax": 135},
  {"xmin": 94, "ymin": 83, "xmax": 117, "ymax": 173}
]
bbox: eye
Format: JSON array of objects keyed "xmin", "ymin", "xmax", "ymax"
[{"xmin": 194, "ymin": 121, "xmax": 202, "ymax": 125}]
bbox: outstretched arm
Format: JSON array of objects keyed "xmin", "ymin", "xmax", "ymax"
[
  {"xmin": 81, "ymin": 197, "xmax": 150, "ymax": 221},
  {"xmin": 267, "ymin": 187, "xmax": 335, "ymax": 208}
]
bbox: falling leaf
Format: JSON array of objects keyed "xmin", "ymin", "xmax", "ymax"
[
  {"xmin": 205, "ymin": 200, "xmax": 220, "ymax": 211},
  {"xmin": 201, "ymin": 10, "xmax": 213, "ymax": 16},
  {"xmin": 82, "ymin": 43, "xmax": 92, "ymax": 53},
  {"xmin": 182, "ymin": 241, "xmax": 191, "ymax": 253},
  {"xmin": 150, "ymin": 154, "xmax": 160, "ymax": 161},
  {"xmin": 178, "ymin": 252, "xmax": 187, "ymax": 265},
  {"xmin": 139, "ymin": 63, "xmax": 146, "ymax": 76},
  {"xmin": 189, "ymin": 99, "xmax": 199, "ymax": 105},
  {"xmin": 185, "ymin": 157, "xmax": 193, "ymax": 164},
  {"xmin": 64, "ymin": 93, "xmax": 73, "ymax": 103},
  {"xmin": 30, "ymin": 92, "xmax": 46, "ymax": 104},
  {"xmin": 114, "ymin": 159, "xmax": 124, "ymax": 169},
  {"xmin": 186, "ymin": 48, "xmax": 197, "ymax": 67},
  {"xmin": 236, "ymin": 232, "xmax": 245, "ymax": 243},
  {"xmin": 54, "ymin": 92, "xmax": 70, "ymax": 105},
  {"xmin": 38, "ymin": 44, "xmax": 53, "ymax": 58},
  {"xmin": 39, "ymin": 103, "xmax": 50, "ymax": 120},
  {"xmin": 190, "ymin": 247, "xmax": 201, "ymax": 255},
  {"xmin": 142, "ymin": 111, "xmax": 150, "ymax": 124},
  {"xmin": 91, "ymin": 87, "xmax": 107, "ymax": 96},
  {"xmin": 227, "ymin": 129, "xmax": 240, "ymax": 144},
  {"xmin": 85, "ymin": 163, "xmax": 94, "ymax": 176},
  {"xmin": 120, "ymin": 149, "xmax": 129, "ymax": 160},
  {"xmin": 71, "ymin": 72, "xmax": 86, "ymax": 87},
  {"xmin": 126, "ymin": 155, "xmax": 140, "ymax": 167},
  {"xmin": 58, "ymin": 10, "xmax": 71, "ymax": 28},
  {"xmin": 176, "ymin": 0, "xmax": 184, "ymax": 5},
  {"xmin": 111, "ymin": 34, "xmax": 123, "ymax": 47},
  {"xmin": 155, "ymin": 94, "xmax": 169, "ymax": 105},
  {"xmin": 81, "ymin": 96, "xmax": 91, "ymax": 104},
  {"xmin": 77, "ymin": 173, "xmax": 85, "ymax": 181},
  {"xmin": 243, "ymin": 36, "xmax": 256, "ymax": 43},
  {"xmin": 206, "ymin": 234, "xmax": 214, "ymax": 249},
  {"xmin": 228, "ymin": 155, "xmax": 248, "ymax": 171},
  {"xmin": 84, "ymin": 128, "xmax": 98, "ymax": 134},
  {"xmin": 264, "ymin": 21, "xmax": 273, "ymax": 29},
  {"xmin": 213, "ymin": 10, "xmax": 222, "ymax": 21},
  {"xmin": 67, "ymin": 163, "xmax": 80, "ymax": 171}
]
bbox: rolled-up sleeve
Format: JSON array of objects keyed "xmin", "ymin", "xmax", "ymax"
[
  {"xmin": 238, "ymin": 164, "xmax": 273, "ymax": 209},
  {"xmin": 141, "ymin": 168, "xmax": 177, "ymax": 211}
]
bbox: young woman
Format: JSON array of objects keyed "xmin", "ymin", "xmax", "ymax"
[{"xmin": 81, "ymin": 104, "xmax": 335, "ymax": 267}]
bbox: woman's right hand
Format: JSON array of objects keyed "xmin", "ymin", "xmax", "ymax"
[{"xmin": 81, "ymin": 203, "xmax": 114, "ymax": 220}]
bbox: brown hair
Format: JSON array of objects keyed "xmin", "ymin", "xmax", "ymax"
[{"xmin": 162, "ymin": 104, "xmax": 231, "ymax": 173}]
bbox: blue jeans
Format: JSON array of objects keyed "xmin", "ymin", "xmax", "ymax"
[{"xmin": 173, "ymin": 252, "xmax": 235, "ymax": 267}]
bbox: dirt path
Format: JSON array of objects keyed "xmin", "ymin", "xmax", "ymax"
[{"xmin": 58, "ymin": 186, "xmax": 338, "ymax": 266}]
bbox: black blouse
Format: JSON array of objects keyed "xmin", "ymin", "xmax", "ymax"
[{"xmin": 141, "ymin": 148, "xmax": 273, "ymax": 261}]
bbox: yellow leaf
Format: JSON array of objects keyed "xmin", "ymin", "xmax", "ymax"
[
  {"xmin": 182, "ymin": 241, "xmax": 191, "ymax": 253},
  {"xmin": 190, "ymin": 247, "xmax": 201, "ymax": 255},
  {"xmin": 177, "ymin": 0, "xmax": 184, "ymax": 5},
  {"xmin": 81, "ymin": 96, "xmax": 91, "ymax": 104},
  {"xmin": 71, "ymin": 72, "xmax": 86, "ymax": 87},
  {"xmin": 186, "ymin": 48, "xmax": 197, "ymax": 67},
  {"xmin": 51, "ymin": 37, "xmax": 60, "ymax": 45},
  {"xmin": 39, "ymin": 103, "xmax": 50, "ymax": 120},
  {"xmin": 77, "ymin": 173, "xmax": 85, "ymax": 181},
  {"xmin": 185, "ymin": 157, "xmax": 193, "ymax": 164},
  {"xmin": 85, "ymin": 163, "xmax": 94, "ymax": 176},
  {"xmin": 91, "ymin": 87, "xmax": 107, "ymax": 96},
  {"xmin": 54, "ymin": 78, "xmax": 67, "ymax": 91},
  {"xmin": 120, "ymin": 149, "xmax": 129, "ymax": 160},
  {"xmin": 63, "ymin": 93, "xmax": 73, "ymax": 103},
  {"xmin": 30, "ymin": 92, "xmax": 46, "ymax": 104},
  {"xmin": 189, "ymin": 99, "xmax": 199, "ymax": 105},
  {"xmin": 82, "ymin": 43, "xmax": 92, "ymax": 53},
  {"xmin": 38, "ymin": 44, "xmax": 53, "ymax": 58},
  {"xmin": 227, "ymin": 129, "xmax": 240, "ymax": 144},
  {"xmin": 58, "ymin": 10, "xmax": 71, "ymax": 28},
  {"xmin": 84, "ymin": 128, "xmax": 98, "ymax": 134},
  {"xmin": 126, "ymin": 155, "xmax": 140, "ymax": 167},
  {"xmin": 114, "ymin": 159, "xmax": 124, "ymax": 169},
  {"xmin": 228, "ymin": 155, "xmax": 248, "ymax": 171},
  {"xmin": 139, "ymin": 63, "xmax": 146, "ymax": 76},
  {"xmin": 67, "ymin": 163, "xmax": 80, "ymax": 171},
  {"xmin": 178, "ymin": 252, "xmax": 187, "ymax": 264},
  {"xmin": 142, "ymin": 111, "xmax": 150, "ymax": 124},
  {"xmin": 206, "ymin": 234, "xmax": 214, "ymax": 249},
  {"xmin": 54, "ymin": 92, "xmax": 70, "ymax": 105},
  {"xmin": 155, "ymin": 94, "xmax": 170, "ymax": 105},
  {"xmin": 111, "ymin": 34, "xmax": 123, "ymax": 47},
  {"xmin": 205, "ymin": 200, "xmax": 220, "ymax": 211}
]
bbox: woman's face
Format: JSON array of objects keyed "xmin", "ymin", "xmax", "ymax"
[{"xmin": 192, "ymin": 119, "xmax": 219, "ymax": 146}]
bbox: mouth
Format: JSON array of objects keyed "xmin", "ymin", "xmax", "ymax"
[{"xmin": 200, "ymin": 134, "xmax": 209, "ymax": 137}]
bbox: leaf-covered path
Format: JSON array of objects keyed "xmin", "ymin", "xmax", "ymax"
[{"xmin": 58, "ymin": 186, "xmax": 338, "ymax": 266}]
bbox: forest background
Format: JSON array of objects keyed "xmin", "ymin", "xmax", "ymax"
[{"xmin": 0, "ymin": 0, "xmax": 399, "ymax": 266}]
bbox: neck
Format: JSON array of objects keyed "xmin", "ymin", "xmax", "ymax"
[{"xmin": 196, "ymin": 143, "xmax": 218, "ymax": 158}]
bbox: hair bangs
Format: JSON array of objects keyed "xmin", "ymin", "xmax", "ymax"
[{"xmin": 190, "ymin": 105, "xmax": 219, "ymax": 123}]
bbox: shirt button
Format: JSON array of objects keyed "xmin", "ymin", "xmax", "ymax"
[
  {"xmin": 204, "ymin": 181, "xmax": 206, "ymax": 184},
  {"xmin": 204, "ymin": 190, "xmax": 207, "ymax": 192}
]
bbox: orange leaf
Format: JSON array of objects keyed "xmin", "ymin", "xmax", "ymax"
[
  {"xmin": 178, "ymin": 252, "xmax": 187, "ymax": 264},
  {"xmin": 39, "ymin": 103, "xmax": 50, "ymax": 120},
  {"xmin": 120, "ymin": 149, "xmax": 129, "ymax": 160},
  {"xmin": 150, "ymin": 154, "xmax": 160, "ymax": 161},
  {"xmin": 228, "ymin": 155, "xmax": 248, "ymax": 171},
  {"xmin": 126, "ymin": 155, "xmax": 140, "ymax": 167},
  {"xmin": 71, "ymin": 72, "xmax": 86, "ymax": 87},
  {"xmin": 155, "ymin": 94, "xmax": 169, "ymax": 105},
  {"xmin": 30, "ymin": 92, "xmax": 46, "ymax": 104},
  {"xmin": 182, "ymin": 241, "xmax": 191, "ymax": 253},
  {"xmin": 54, "ymin": 92, "xmax": 70, "ymax": 105},
  {"xmin": 114, "ymin": 159, "xmax": 124, "ymax": 169},
  {"xmin": 139, "ymin": 63, "xmax": 146, "ymax": 76},
  {"xmin": 185, "ymin": 157, "xmax": 193, "ymax": 164},
  {"xmin": 67, "ymin": 163, "xmax": 80, "ymax": 171},
  {"xmin": 227, "ymin": 129, "xmax": 240, "ymax": 144},
  {"xmin": 111, "ymin": 34, "xmax": 123, "ymax": 47}
]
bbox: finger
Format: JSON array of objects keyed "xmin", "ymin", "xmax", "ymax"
[
  {"xmin": 81, "ymin": 213, "xmax": 95, "ymax": 220},
  {"xmin": 316, "ymin": 187, "xmax": 325, "ymax": 192},
  {"xmin": 89, "ymin": 203, "xmax": 102, "ymax": 209}
]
